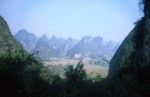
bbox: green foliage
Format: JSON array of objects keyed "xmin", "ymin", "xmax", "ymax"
[
  {"xmin": 0, "ymin": 50, "xmax": 51, "ymax": 97},
  {"xmin": 47, "ymin": 64, "xmax": 64, "ymax": 76},
  {"xmin": 64, "ymin": 61, "xmax": 86, "ymax": 96},
  {"xmin": 0, "ymin": 49, "xmax": 150, "ymax": 97}
]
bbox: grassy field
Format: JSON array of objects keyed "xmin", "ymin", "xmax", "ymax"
[
  {"xmin": 84, "ymin": 65, "xmax": 108, "ymax": 77},
  {"xmin": 44, "ymin": 58, "xmax": 109, "ymax": 77}
]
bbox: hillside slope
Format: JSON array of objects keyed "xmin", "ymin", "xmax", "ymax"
[
  {"xmin": 108, "ymin": 24, "xmax": 138, "ymax": 76},
  {"xmin": 0, "ymin": 16, "xmax": 24, "ymax": 54},
  {"xmin": 108, "ymin": 0, "xmax": 150, "ymax": 79}
]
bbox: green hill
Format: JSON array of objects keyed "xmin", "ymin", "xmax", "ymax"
[{"xmin": 0, "ymin": 16, "xmax": 24, "ymax": 54}]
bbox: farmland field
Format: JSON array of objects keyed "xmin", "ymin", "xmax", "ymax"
[{"xmin": 44, "ymin": 58, "xmax": 109, "ymax": 77}]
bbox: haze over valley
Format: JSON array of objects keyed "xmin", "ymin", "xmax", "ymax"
[
  {"xmin": 1, "ymin": 0, "xmax": 150, "ymax": 97},
  {"xmin": 0, "ymin": 1, "xmax": 140, "ymax": 73},
  {"xmin": 14, "ymin": 29, "xmax": 120, "ymax": 76}
]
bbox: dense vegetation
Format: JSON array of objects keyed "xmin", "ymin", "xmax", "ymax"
[{"xmin": 0, "ymin": 50, "xmax": 150, "ymax": 97}]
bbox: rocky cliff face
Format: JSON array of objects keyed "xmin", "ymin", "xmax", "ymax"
[
  {"xmin": 67, "ymin": 36, "xmax": 104, "ymax": 58},
  {"xmin": 144, "ymin": 9, "xmax": 150, "ymax": 65},
  {"xmin": 67, "ymin": 36, "xmax": 118, "ymax": 59},
  {"xmin": 0, "ymin": 16, "xmax": 24, "ymax": 55},
  {"xmin": 33, "ymin": 34, "xmax": 59, "ymax": 59},
  {"xmin": 15, "ymin": 29, "xmax": 38, "ymax": 52},
  {"xmin": 108, "ymin": 25, "xmax": 136, "ymax": 76},
  {"xmin": 108, "ymin": 0, "xmax": 150, "ymax": 78}
]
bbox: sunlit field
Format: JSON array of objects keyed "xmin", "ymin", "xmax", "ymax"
[{"xmin": 44, "ymin": 58, "xmax": 108, "ymax": 77}]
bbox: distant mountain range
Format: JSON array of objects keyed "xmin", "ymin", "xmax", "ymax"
[
  {"xmin": 14, "ymin": 29, "xmax": 120, "ymax": 60},
  {"xmin": 15, "ymin": 29, "xmax": 38, "ymax": 52}
]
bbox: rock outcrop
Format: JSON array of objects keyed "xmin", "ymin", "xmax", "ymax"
[{"xmin": 108, "ymin": 0, "xmax": 150, "ymax": 78}]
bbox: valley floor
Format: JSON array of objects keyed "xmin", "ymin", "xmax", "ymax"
[{"xmin": 44, "ymin": 58, "xmax": 108, "ymax": 77}]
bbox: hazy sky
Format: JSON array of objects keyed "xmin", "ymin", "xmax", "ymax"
[{"xmin": 0, "ymin": 0, "xmax": 142, "ymax": 41}]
